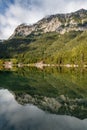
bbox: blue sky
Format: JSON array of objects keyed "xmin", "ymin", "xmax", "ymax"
[
  {"xmin": 0, "ymin": 0, "xmax": 87, "ymax": 39},
  {"xmin": 0, "ymin": 0, "xmax": 14, "ymax": 13}
]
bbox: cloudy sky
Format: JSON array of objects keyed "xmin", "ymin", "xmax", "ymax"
[{"xmin": 0, "ymin": 0, "xmax": 87, "ymax": 39}]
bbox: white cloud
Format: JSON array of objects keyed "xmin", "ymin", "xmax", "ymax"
[
  {"xmin": 0, "ymin": 0, "xmax": 87, "ymax": 39},
  {"xmin": 0, "ymin": 0, "xmax": 44, "ymax": 39}
]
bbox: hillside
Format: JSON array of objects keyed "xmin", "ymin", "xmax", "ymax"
[
  {"xmin": 0, "ymin": 9, "xmax": 87, "ymax": 65},
  {"xmin": 10, "ymin": 9, "xmax": 87, "ymax": 38}
]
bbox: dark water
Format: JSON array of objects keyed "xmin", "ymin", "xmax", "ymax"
[{"xmin": 0, "ymin": 67, "xmax": 87, "ymax": 130}]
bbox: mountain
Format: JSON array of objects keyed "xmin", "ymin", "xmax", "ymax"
[
  {"xmin": 10, "ymin": 9, "xmax": 87, "ymax": 39},
  {"xmin": 0, "ymin": 9, "xmax": 87, "ymax": 66},
  {"xmin": 0, "ymin": 40, "xmax": 3, "ymax": 43}
]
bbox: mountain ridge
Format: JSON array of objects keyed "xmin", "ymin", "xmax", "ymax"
[
  {"xmin": 10, "ymin": 9, "xmax": 87, "ymax": 39},
  {"xmin": 0, "ymin": 9, "xmax": 87, "ymax": 66}
]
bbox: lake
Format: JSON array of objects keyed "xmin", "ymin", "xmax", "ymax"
[{"xmin": 0, "ymin": 67, "xmax": 87, "ymax": 130}]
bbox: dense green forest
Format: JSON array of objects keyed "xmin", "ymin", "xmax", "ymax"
[{"xmin": 0, "ymin": 31, "xmax": 87, "ymax": 65}]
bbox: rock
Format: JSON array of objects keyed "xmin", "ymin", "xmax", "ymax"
[
  {"xmin": 60, "ymin": 95, "xmax": 66, "ymax": 102},
  {"xmin": 10, "ymin": 9, "xmax": 87, "ymax": 39}
]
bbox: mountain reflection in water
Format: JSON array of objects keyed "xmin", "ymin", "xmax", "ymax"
[
  {"xmin": 0, "ymin": 89, "xmax": 87, "ymax": 130},
  {"xmin": 0, "ymin": 67, "xmax": 87, "ymax": 119}
]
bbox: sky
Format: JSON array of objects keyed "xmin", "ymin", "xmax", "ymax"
[{"xmin": 0, "ymin": 0, "xmax": 87, "ymax": 39}]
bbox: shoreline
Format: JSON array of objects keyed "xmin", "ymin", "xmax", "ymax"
[
  {"xmin": 0, "ymin": 61, "xmax": 87, "ymax": 69},
  {"xmin": 17, "ymin": 62, "xmax": 87, "ymax": 68}
]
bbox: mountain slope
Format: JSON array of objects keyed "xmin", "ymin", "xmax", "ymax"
[
  {"xmin": 10, "ymin": 9, "xmax": 87, "ymax": 38},
  {"xmin": 0, "ymin": 9, "xmax": 87, "ymax": 65}
]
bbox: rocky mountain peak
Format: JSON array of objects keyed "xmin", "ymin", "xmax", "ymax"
[
  {"xmin": 10, "ymin": 9, "xmax": 87, "ymax": 39},
  {"xmin": 75, "ymin": 8, "xmax": 87, "ymax": 13}
]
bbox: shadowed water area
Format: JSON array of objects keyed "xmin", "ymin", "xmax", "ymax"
[{"xmin": 0, "ymin": 67, "xmax": 87, "ymax": 130}]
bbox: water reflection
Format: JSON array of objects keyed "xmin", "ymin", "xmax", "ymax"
[
  {"xmin": 0, "ymin": 89, "xmax": 87, "ymax": 130},
  {"xmin": 0, "ymin": 67, "xmax": 87, "ymax": 119}
]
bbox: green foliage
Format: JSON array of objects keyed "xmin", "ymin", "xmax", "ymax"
[
  {"xmin": 0, "ymin": 67, "xmax": 87, "ymax": 98},
  {"xmin": 0, "ymin": 31, "xmax": 87, "ymax": 65}
]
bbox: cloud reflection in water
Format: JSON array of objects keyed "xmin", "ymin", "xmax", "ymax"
[{"xmin": 0, "ymin": 89, "xmax": 87, "ymax": 130}]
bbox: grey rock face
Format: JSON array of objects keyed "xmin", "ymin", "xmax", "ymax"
[{"xmin": 10, "ymin": 9, "xmax": 87, "ymax": 38}]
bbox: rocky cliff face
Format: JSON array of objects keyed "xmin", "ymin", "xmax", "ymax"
[{"xmin": 10, "ymin": 9, "xmax": 87, "ymax": 38}]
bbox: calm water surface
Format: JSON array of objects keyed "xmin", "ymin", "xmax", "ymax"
[{"xmin": 0, "ymin": 67, "xmax": 87, "ymax": 130}]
